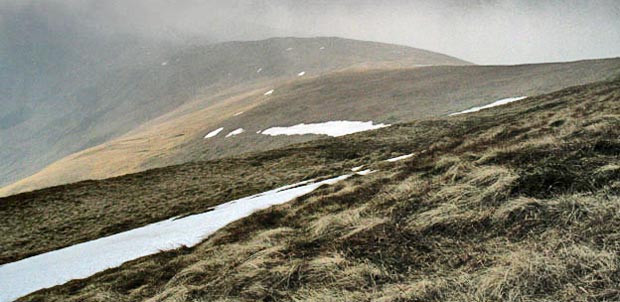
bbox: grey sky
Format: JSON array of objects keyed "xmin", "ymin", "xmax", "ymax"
[{"xmin": 3, "ymin": 0, "xmax": 620, "ymax": 64}]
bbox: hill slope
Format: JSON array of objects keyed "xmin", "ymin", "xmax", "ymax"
[
  {"xmin": 1, "ymin": 26, "xmax": 465, "ymax": 189},
  {"xmin": 2, "ymin": 78, "xmax": 619, "ymax": 301},
  {"xmin": 3, "ymin": 58, "xmax": 620, "ymax": 197}
]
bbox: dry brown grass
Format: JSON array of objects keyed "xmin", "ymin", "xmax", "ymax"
[{"xmin": 14, "ymin": 79, "xmax": 620, "ymax": 301}]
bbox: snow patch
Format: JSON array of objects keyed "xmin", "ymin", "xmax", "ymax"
[
  {"xmin": 0, "ymin": 175, "xmax": 350, "ymax": 302},
  {"xmin": 256, "ymin": 130, "xmax": 263, "ymax": 134},
  {"xmin": 450, "ymin": 96, "xmax": 528, "ymax": 116},
  {"xmin": 226, "ymin": 128, "xmax": 245, "ymax": 138},
  {"xmin": 161, "ymin": 61, "xmax": 168, "ymax": 66},
  {"xmin": 386, "ymin": 153, "xmax": 415, "ymax": 163},
  {"xmin": 286, "ymin": 47, "xmax": 294, "ymax": 51},
  {"xmin": 233, "ymin": 112, "xmax": 244, "ymax": 116},
  {"xmin": 356, "ymin": 169, "xmax": 376, "ymax": 176},
  {"xmin": 256, "ymin": 67, "xmax": 263, "ymax": 73},
  {"xmin": 351, "ymin": 165, "xmax": 365, "ymax": 172},
  {"xmin": 320, "ymin": 46, "xmax": 325, "ymax": 50},
  {"xmin": 204, "ymin": 127, "xmax": 224, "ymax": 139},
  {"xmin": 297, "ymin": 71, "xmax": 306, "ymax": 77},
  {"xmin": 264, "ymin": 89, "xmax": 274, "ymax": 96},
  {"xmin": 262, "ymin": 121, "xmax": 389, "ymax": 138}
]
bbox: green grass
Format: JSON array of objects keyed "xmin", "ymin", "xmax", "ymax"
[{"xmin": 6, "ymin": 79, "xmax": 620, "ymax": 301}]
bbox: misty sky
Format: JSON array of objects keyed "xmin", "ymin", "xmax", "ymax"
[{"xmin": 3, "ymin": 0, "xmax": 620, "ymax": 64}]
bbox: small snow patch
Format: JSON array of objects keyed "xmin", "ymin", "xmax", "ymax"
[
  {"xmin": 257, "ymin": 68, "xmax": 263, "ymax": 73},
  {"xmin": 356, "ymin": 169, "xmax": 376, "ymax": 176},
  {"xmin": 262, "ymin": 121, "xmax": 390, "ymax": 137},
  {"xmin": 233, "ymin": 112, "xmax": 244, "ymax": 116},
  {"xmin": 298, "ymin": 71, "xmax": 306, "ymax": 77},
  {"xmin": 204, "ymin": 127, "xmax": 224, "ymax": 139},
  {"xmin": 386, "ymin": 153, "xmax": 415, "ymax": 163},
  {"xmin": 320, "ymin": 46, "xmax": 325, "ymax": 50},
  {"xmin": 256, "ymin": 130, "xmax": 263, "ymax": 134},
  {"xmin": 450, "ymin": 96, "xmax": 528, "ymax": 116},
  {"xmin": 226, "ymin": 128, "xmax": 245, "ymax": 137},
  {"xmin": 264, "ymin": 89, "xmax": 274, "ymax": 96},
  {"xmin": 161, "ymin": 61, "xmax": 168, "ymax": 66},
  {"xmin": 351, "ymin": 165, "xmax": 365, "ymax": 172},
  {"xmin": 286, "ymin": 47, "xmax": 294, "ymax": 51}
]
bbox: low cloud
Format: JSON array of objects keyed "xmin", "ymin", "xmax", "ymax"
[{"xmin": 2, "ymin": 0, "xmax": 619, "ymax": 64}]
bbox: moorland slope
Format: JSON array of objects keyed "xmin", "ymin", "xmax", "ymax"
[{"xmin": 4, "ymin": 78, "xmax": 619, "ymax": 301}]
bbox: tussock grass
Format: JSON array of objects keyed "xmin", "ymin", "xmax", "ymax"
[
  {"xmin": 17, "ymin": 79, "xmax": 620, "ymax": 301},
  {"xmin": 310, "ymin": 206, "xmax": 387, "ymax": 239}
]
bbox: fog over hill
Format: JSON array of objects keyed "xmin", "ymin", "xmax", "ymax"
[
  {"xmin": 1, "ymin": 2, "xmax": 620, "ymax": 301},
  {"xmin": 0, "ymin": 0, "xmax": 618, "ymax": 189},
  {"xmin": 3, "ymin": 0, "xmax": 619, "ymax": 64},
  {"xmin": 0, "ymin": 3, "xmax": 465, "ymax": 188}
]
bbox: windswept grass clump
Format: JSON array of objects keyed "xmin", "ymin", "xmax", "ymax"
[{"xmin": 20, "ymin": 79, "xmax": 620, "ymax": 301}]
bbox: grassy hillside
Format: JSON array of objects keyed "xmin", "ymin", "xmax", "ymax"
[
  {"xmin": 6, "ymin": 78, "xmax": 620, "ymax": 301},
  {"xmin": 3, "ymin": 58, "xmax": 620, "ymax": 197}
]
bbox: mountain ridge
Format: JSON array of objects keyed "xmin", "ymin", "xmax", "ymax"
[
  {"xmin": 2, "ymin": 57, "xmax": 619, "ymax": 197},
  {"xmin": 0, "ymin": 35, "xmax": 467, "ymax": 189}
]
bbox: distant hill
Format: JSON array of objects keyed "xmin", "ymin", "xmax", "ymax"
[
  {"xmin": 2, "ymin": 58, "xmax": 619, "ymax": 197},
  {"xmin": 0, "ymin": 28, "xmax": 468, "ymax": 190}
]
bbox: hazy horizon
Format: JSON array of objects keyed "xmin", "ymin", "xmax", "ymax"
[{"xmin": 1, "ymin": 0, "xmax": 619, "ymax": 64}]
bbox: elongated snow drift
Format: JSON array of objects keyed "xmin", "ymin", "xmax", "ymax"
[
  {"xmin": 262, "ymin": 121, "xmax": 390, "ymax": 137},
  {"xmin": 0, "ymin": 175, "xmax": 349, "ymax": 302},
  {"xmin": 450, "ymin": 96, "xmax": 528, "ymax": 116}
]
